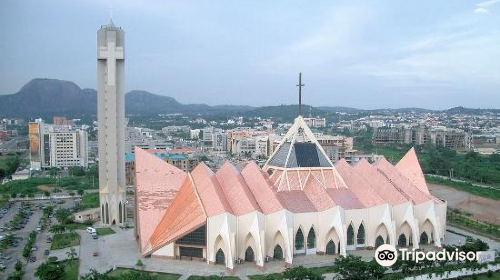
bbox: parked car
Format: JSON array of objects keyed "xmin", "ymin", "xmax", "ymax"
[
  {"xmin": 31, "ymin": 246, "xmax": 37, "ymax": 251},
  {"xmin": 0, "ymin": 255, "xmax": 11, "ymax": 260},
  {"xmin": 92, "ymin": 233, "xmax": 98, "ymax": 239},
  {"xmin": 86, "ymin": 227, "xmax": 96, "ymax": 234},
  {"xmin": 93, "ymin": 252, "xmax": 99, "ymax": 257},
  {"xmin": 44, "ymin": 250, "xmax": 50, "ymax": 256},
  {"xmin": 0, "ymin": 264, "xmax": 6, "ymax": 270},
  {"xmin": 29, "ymin": 256, "xmax": 36, "ymax": 262}
]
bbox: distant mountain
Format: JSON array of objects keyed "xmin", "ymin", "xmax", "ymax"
[
  {"xmin": 444, "ymin": 106, "xmax": 500, "ymax": 115},
  {"xmin": 0, "ymin": 79, "xmax": 97, "ymax": 116},
  {"xmin": 0, "ymin": 79, "xmax": 250, "ymax": 117},
  {"xmin": 0, "ymin": 78, "xmax": 498, "ymax": 118}
]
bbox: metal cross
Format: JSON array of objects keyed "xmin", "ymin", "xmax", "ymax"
[{"xmin": 296, "ymin": 72, "xmax": 305, "ymax": 116}]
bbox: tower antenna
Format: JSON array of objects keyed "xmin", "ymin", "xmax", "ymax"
[{"xmin": 296, "ymin": 72, "xmax": 305, "ymax": 116}]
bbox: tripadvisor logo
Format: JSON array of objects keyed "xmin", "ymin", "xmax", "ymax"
[
  {"xmin": 375, "ymin": 244, "xmax": 398, "ymax": 267},
  {"xmin": 375, "ymin": 244, "xmax": 484, "ymax": 267}
]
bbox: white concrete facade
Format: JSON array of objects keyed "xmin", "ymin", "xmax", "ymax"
[
  {"xmin": 151, "ymin": 200, "xmax": 446, "ymax": 271},
  {"xmin": 97, "ymin": 21, "xmax": 126, "ymax": 225}
]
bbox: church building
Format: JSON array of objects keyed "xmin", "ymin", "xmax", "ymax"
[{"xmin": 134, "ymin": 115, "xmax": 447, "ymax": 271}]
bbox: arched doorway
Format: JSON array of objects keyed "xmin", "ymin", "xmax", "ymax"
[
  {"xmin": 245, "ymin": 246, "xmax": 255, "ymax": 262},
  {"xmin": 295, "ymin": 228, "xmax": 304, "ymax": 252},
  {"xmin": 420, "ymin": 232, "xmax": 428, "ymax": 244},
  {"xmin": 357, "ymin": 224, "xmax": 365, "ymax": 246},
  {"xmin": 326, "ymin": 240, "xmax": 336, "ymax": 255},
  {"xmin": 215, "ymin": 248, "xmax": 225, "ymax": 264},
  {"xmin": 375, "ymin": 236, "xmax": 384, "ymax": 248},
  {"xmin": 273, "ymin": 245, "xmax": 283, "ymax": 260},
  {"xmin": 347, "ymin": 224, "xmax": 354, "ymax": 246},
  {"xmin": 398, "ymin": 234, "xmax": 407, "ymax": 247}
]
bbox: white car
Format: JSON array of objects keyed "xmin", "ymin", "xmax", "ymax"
[{"xmin": 86, "ymin": 227, "xmax": 96, "ymax": 234}]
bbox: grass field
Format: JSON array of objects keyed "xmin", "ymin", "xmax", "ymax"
[
  {"xmin": 80, "ymin": 192, "xmax": 99, "ymax": 210},
  {"xmin": 51, "ymin": 233, "xmax": 81, "ymax": 250},
  {"xmin": 96, "ymin": 227, "xmax": 115, "ymax": 236},
  {"xmin": 59, "ymin": 259, "xmax": 79, "ymax": 280},
  {"xmin": 66, "ymin": 222, "xmax": 89, "ymax": 230},
  {"xmin": 107, "ymin": 268, "xmax": 181, "ymax": 280}
]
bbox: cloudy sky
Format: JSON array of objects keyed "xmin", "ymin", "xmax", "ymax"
[{"xmin": 1, "ymin": 0, "xmax": 499, "ymax": 109}]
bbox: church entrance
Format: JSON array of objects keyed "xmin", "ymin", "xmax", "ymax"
[
  {"xmin": 326, "ymin": 240, "xmax": 336, "ymax": 255},
  {"xmin": 245, "ymin": 246, "xmax": 255, "ymax": 262},
  {"xmin": 273, "ymin": 245, "xmax": 283, "ymax": 260},
  {"xmin": 215, "ymin": 249, "xmax": 225, "ymax": 264},
  {"xmin": 175, "ymin": 225, "xmax": 207, "ymax": 261}
]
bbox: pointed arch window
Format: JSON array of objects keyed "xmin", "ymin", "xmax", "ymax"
[
  {"xmin": 357, "ymin": 224, "xmax": 365, "ymax": 245},
  {"xmin": 347, "ymin": 224, "xmax": 354, "ymax": 245},
  {"xmin": 375, "ymin": 236, "xmax": 384, "ymax": 248},
  {"xmin": 295, "ymin": 228, "xmax": 304, "ymax": 250},
  {"xmin": 307, "ymin": 227, "xmax": 316, "ymax": 249}
]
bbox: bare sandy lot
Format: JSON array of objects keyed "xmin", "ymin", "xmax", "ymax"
[{"xmin": 428, "ymin": 183, "xmax": 500, "ymax": 225}]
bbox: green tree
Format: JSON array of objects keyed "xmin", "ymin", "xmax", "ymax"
[
  {"xmin": 332, "ymin": 255, "xmax": 369, "ymax": 280},
  {"xmin": 35, "ymin": 262, "xmax": 65, "ymax": 280},
  {"xmin": 283, "ymin": 266, "xmax": 324, "ymax": 280},
  {"xmin": 66, "ymin": 247, "xmax": 77, "ymax": 263},
  {"xmin": 366, "ymin": 259, "xmax": 387, "ymax": 279},
  {"xmin": 54, "ymin": 208, "xmax": 72, "ymax": 225},
  {"xmin": 77, "ymin": 189, "xmax": 85, "ymax": 196},
  {"xmin": 81, "ymin": 269, "xmax": 112, "ymax": 280},
  {"xmin": 120, "ymin": 271, "xmax": 158, "ymax": 280},
  {"xmin": 69, "ymin": 166, "xmax": 85, "ymax": 176},
  {"xmin": 49, "ymin": 224, "xmax": 66, "ymax": 235},
  {"xmin": 14, "ymin": 260, "xmax": 22, "ymax": 271},
  {"xmin": 48, "ymin": 167, "xmax": 59, "ymax": 178}
]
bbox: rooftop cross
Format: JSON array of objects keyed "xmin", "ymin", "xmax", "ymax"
[{"xmin": 296, "ymin": 72, "xmax": 305, "ymax": 116}]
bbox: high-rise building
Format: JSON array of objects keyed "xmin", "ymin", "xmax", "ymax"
[
  {"xmin": 97, "ymin": 21, "xmax": 126, "ymax": 225},
  {"xmin": 29, "ymin": 120, "xmax": 88, "ymax": 170}
]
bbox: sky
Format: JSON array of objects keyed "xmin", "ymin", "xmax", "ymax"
[{"xmin": 1, "ymin": 0, "xmax": 499, "ymax": 109}]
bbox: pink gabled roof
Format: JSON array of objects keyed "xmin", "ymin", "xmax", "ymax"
[
  {"xmin": 396, "ymin": 148, "xmax": 430, "ymax": 194},
  {"xmin": 147, "ymin": 176, "xmax": 206, "ymax": 255},
  {"xmin": 334, "ymin": 160, "xmax": 385, "ymax": 208},
  {"xmin": 375, "ymin": 158, "xmax": 439, "ymax": 204},
  {"xmin": 326, "ymin": 187, "xmax": 364, "ymax": 209},
  {"xmin": 215, "ymin": 161, "xmax": 262, "ymax": 215},
  {"xmin": 353, "ymin": 159, "xmax": 408, "ymax": 205},
  {"xmin": 134, "ymin": 147, "xmax": 187, "ymax": 252},
  {"xmin": 277, "ymin": 190, "xmax": 317, "ymax": 213},
  {"xmin": 302, "ymin": 173, "xmax": 337, "ymax": 211},
  {"xmin": 241, "ymin": 162, "xmax": 284, "ymax": 215},
  {"xmin": 191, "ymin": 162, "xmax": 234, "ymax": 217}
]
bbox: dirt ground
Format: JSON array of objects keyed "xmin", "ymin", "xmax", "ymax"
[
  {"xmin": 37, "ymin": 185, "xmax": 53, "ymax": 192},
  {"xmin": 428, "ymin": 183, "xmax": 500, "ymax": 225}
]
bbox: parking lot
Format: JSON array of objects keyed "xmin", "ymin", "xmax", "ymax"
[{"xmin": 0, "ymin": 199, "xmax": 74, "ymax": 279}]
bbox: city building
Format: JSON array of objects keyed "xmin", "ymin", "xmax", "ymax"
[
  {"xmin": 97, "ymin": 20, "xmax": 126, "ymax": 225},
  {"xmin": 303, "ymin": 117, "xmax": 326, "ymax": 128},
  {"xmin": 373, "ymin": 126, "xmax": 470, "ymax": 151},
  {"xmin": 134, "ymin": 116, "xmax": 446, "ymax": 271},
  {"xmin": 316, "ymin": 134, "xmax": 353, "ymax": 163},
  {"xmin": 28, "ymin": 120, "xmax": 88, "ymax": 170}
]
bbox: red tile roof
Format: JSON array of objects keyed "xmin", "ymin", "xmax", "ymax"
[
  {"xmin": 396, "ymin": 148, "xmax": 430, "ymax": 194},
  {"xmin": 135, "ymin": 147, "xmax": 186, "ymax": 252}
]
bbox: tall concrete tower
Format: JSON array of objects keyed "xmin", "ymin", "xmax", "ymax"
[{"xmin": 97, "ymin": 20, "xmax": 126, "ymax": 225}]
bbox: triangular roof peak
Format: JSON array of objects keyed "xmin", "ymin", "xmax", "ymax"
[
  {"xmin": 396, "ymin": 148, "xmax": 430, "ymax": 194},
  {"xmin": 264, "ymin": 116, "xmax": 333, "ymax": 170}
]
